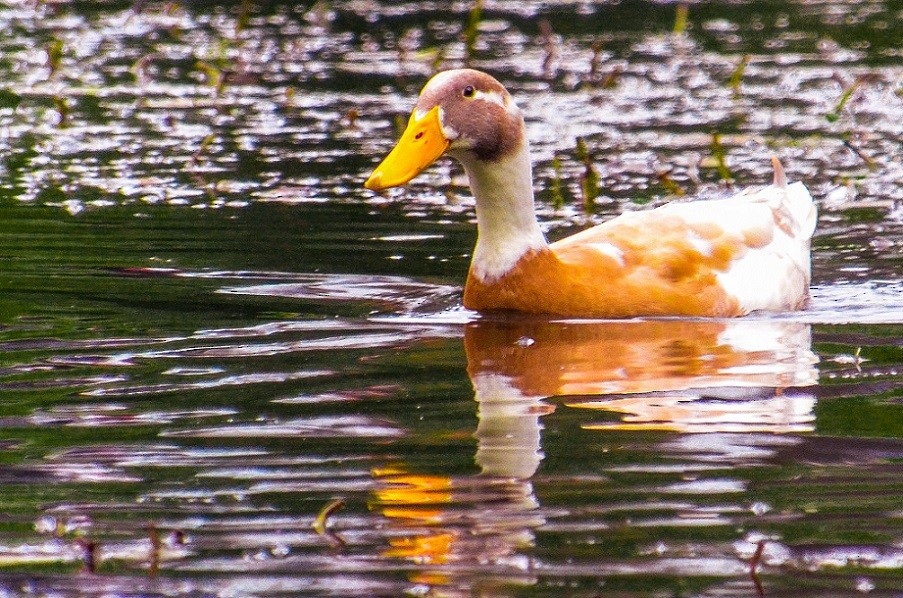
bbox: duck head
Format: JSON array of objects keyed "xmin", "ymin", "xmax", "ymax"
[{"xmin": 364, "ymin": 69, "xmax": 526, "ymax": 191}]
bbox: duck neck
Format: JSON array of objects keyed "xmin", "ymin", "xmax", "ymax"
[{"xmin": 457, "ymin": 143, "xmax": 547, "ymax": 283}]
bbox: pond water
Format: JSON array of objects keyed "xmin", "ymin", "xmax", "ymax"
[{"xmin": 0, "ymin": 1, "xmax": 901, "ymax": 596}]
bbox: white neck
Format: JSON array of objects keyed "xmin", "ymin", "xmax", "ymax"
[{"xmin": 455, "ymin": 143, "xmax": 547, "ymax": 282}]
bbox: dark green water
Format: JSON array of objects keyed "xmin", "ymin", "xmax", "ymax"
[{"xmin": 0, "ymin": 1, "xmax": 901, "ymax": 596}]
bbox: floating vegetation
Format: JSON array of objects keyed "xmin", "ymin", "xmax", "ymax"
[
  {"xmin": 191, "ymin": 133, "xmax": 217, "ymax": 165},
  {"xmin": 826, "ymin": 74, "xmax": 879, "ymax": 122},
  {"xmin": 313, "ymin": 498, "xmax": 345, "ymax": 535},
  {"xmin": 195, "ymin": 60, "xmax": 226, "ymax": 95},
  {"xmin": 0, "ymin": 4, "xmax": 900, "ymax": 597},
  {"xmin": 394, "ymin": 113, "xmax": 406, "ymax": 137},
  {"xmin": 76, "ymin": 538, "xmax": 97, "ymax": 574},
  {"xmin": 550, "ymin": 156, "xmax": 565, "ymax": 210},
  {"xmin": 575, "ymin": 137, "xmax": 600, "ymax": 213},
  {"xmin": 313, "ymin": 498, "xmax": 346, "ymax": 548},
  {"xmin": 709, "ymin": 132, "xmax": 734, "ymax": 185},
  {"xmin": 45, "ymin": 38, "xmax": 64, "ymax": 77},
  {"xmin": 586, "ymin": 40, "xmax": 604, "ymax": 86},
  {"xmin": 464, "ymin": 0, "xmax": 483, "ymax": 64},
  {"xmin": 657, "ymin": 169, "xmax": 687, "ymax": 196},
  {"xmin": 843, "ymin": 138, "xmax": 878, "ymax": 171},
  {"xmin": 0, "ymin": 88, "xmax": 21, "ymax": 110},
  {"xmin": 539, "ymin": 19, "xmax": 558, "ymax": 78},
  {"xmin": 415, "ymin": 46, "xmax": 446, "ymax": 73},
  {"xmin": 53, "ymin": 96, "xmax": 70, "ymax": 128},
  {"xmin": 600, "ymin": 65, "xmax": 623, "ymax": 89},
  {"xmin": 343, "ymin": 107, "xmax": 360, "ymax": 130},
  {"xmin": 727, "ymin": 54, "xmax": 750, "ymax": 97},
  {"xmin": 673, "ymin": 2, "xmax": 690, "ymax": 35},
  {"xmin": 234, "ymin": 0, "xmax": 253, "ymax": 35}
]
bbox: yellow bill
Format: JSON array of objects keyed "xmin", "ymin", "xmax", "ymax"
[{"xmin": 365, "ymin": 105, "xmax": 449, "ymax": 191}]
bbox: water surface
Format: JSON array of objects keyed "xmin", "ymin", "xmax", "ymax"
[{"xmin": 0, "ymin": 1, "xmax": 901, "ymax": 596}]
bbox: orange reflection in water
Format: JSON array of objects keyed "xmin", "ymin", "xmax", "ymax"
[
  {"xmin": 373, "ymin": 318, "xmax": 819, "ymax": 589},
  {"xmin": 465, "ymin": 318, "xmax": 817, "ymax": 398}
]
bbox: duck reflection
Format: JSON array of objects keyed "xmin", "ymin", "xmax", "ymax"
[
  {"xmin": 373, "ymin": 318, "xmax": 818, "ymax": 593},
  {"xmin": 468, "ymin": 318, "xmax": 818, "ymax": 441}
]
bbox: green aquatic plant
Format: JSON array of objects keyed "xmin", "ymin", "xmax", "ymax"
[
  {"xmin": 53, "ymin": 96, "xmax": 69, "ymax": 128},
  {"xmin": 343, "ymin": 108, "xmax": 360, "ymax": 130},
  {"xmin": 585, "ymin": 39, "xmax": 604, "ymax": 87},
  {"xmin": 0, "ymin": 89, "xmax": 21, "ymax": 110},
  {"xmin": 394, "ymin": 113, "xmax": 406, "ymax": 137},
  {"xmin": 235, "ymin": 0, "xmax": 253, "ymax": 34},
  {"xmin": 313, "ymin": 498, "xmax": 346, "ymax": 548},
  {"xmin": 550, "ymin": 156, "xmax": 565, "ymax": 210},
  {"xmin": 131, "ymin": 53, "xmax": 159, "ymax": 85},
  {"xmin": 657, "ymin": 170, "xmax": 686, "ymax": 196},
  {"xmin": 192, "ymin": 133, "xmax": 216, "ymax": 164},
  {"xmin": 826, "ymin": 74, "xmax": 878, "ymax": 122},
  {"xmin": 539, "ymin": 19, "xmax": 558, "ymax": 78},
  {"xmin": 415, "ymin": 46, "xmax": 446, "ymax": 73},
  {"xmin": 673, "ymin": 3, "xmax": 689, "ymax": 35},
  {"xmin": 842, "ymin": 138, "xmax": 878, "ymax": 171},
  {"xmin": 46, "ymin": 38, "xmax": 64, "ymax": 77},
  {"xmin": 196, "ymin": 60, "xmax": 226, "ymax": 95},
  {"xmin": 575, "ymin": 137, "xmax": 599, "ymax": 213},
  {"xmin": 464, "ymin": 0, "xmax": 483, "ymax": 63},
  {"xmin": 709, "ymin": 132, "xmax": 734, "ymax": 184},
  {"xmin": 727, "ymin": 54, "xmax": 750, "ymax": 97},
  {"xmin": 600, "ymin": 66, "xmax": 623, "ymax": 89},
  {"xmin": 585, "ymin": 39, "xmax": 621, "ymax": 89}
]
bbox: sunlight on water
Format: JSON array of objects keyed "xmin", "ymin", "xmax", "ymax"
[{"xmin": 0, "ymin": 1, "xmax": 900, "ymax": 597}]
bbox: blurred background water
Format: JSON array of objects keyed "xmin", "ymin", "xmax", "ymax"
[{"xmin": 0, "ymin": 1, "xmax": 901, "ymax": 596}]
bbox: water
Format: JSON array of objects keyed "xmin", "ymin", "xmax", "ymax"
[{"xmin": 0, "ymin": 1, "xmax": 901, "ymax": 596}]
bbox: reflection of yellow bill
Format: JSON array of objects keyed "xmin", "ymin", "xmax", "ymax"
[
  {"xmin": 384, "ymin": 532, "xmax": 455, "ymax": 565},
  {"xmin": 372, "ymin": 469, "xmax": 454, "ymax": 567},
  {"xmin": 371, "ymin": 471, "xmax": 452, "ymax": 516},
  {"xmin": 365, "ymin": 106, "xmax": 449, "ymax": 191}
]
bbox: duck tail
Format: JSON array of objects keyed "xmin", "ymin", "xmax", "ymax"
[
  {"xmin": 769, "ymin": 155, "xmax": 817, "ymax": 240},
  {"xmin": 771, "ymin": 155, "xmax": 787, "ymax": 188}
]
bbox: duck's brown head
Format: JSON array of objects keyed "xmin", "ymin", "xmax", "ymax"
[{"xmin": 365, "ymin": 69, "xmax": 526, "ymax": 191}]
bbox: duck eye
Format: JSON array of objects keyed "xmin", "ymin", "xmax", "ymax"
[{"xmin": 462, "ymin": 85, "xmax": 475, "ymax": 98}]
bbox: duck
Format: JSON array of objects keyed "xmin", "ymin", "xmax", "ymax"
[{"xmin": 364, "ymin": 68, "xmax": 817, "ymax": 318}]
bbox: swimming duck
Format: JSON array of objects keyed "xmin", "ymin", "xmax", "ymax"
[{"xmin": 365, "ymin": 69, "xmax": 817, "ymax": 318}]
